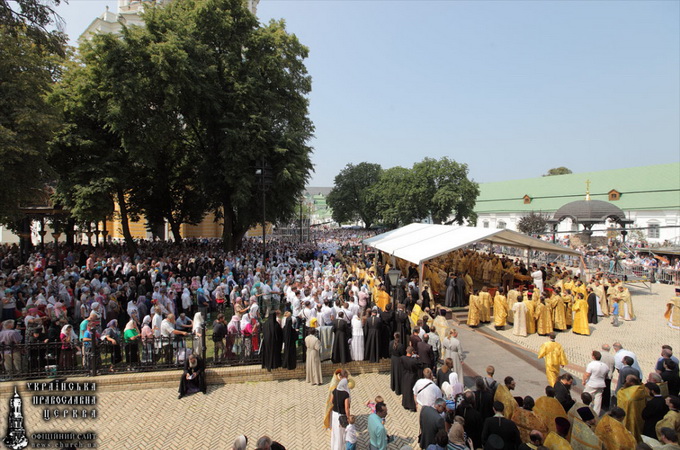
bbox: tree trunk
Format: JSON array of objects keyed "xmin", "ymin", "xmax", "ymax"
[
  {"xmin": 169, "ymin": 217, "xmax": 182, "ymax": 242},
  {"xmin": 221, "ymin": 203, "xmax": 234, "ymax": 252},
  {"xmin": 116, "ymin": 188, "xmax": 137, "ymax": 256}
]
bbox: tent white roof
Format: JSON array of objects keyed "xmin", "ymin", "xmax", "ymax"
[{"xmin": 363, "ymin": 223, "xmax": 580, "ymax": 265}]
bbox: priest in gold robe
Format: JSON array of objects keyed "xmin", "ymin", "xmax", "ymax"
[
  {"xmin": 507, "ymin": 287, "xmax": 519, "ymax": 324},
  {"xmin": 616, "ymin": 376, "xmax": 646, "ymax": 443},
  {"xmin": 478, "ymin": 287, "xmax": 492, "ymax": 323},
  {"xmin": 524, "ymin": 292, "xmax": 537, "ymax": 335},
  {"xmin": 614, "ymin": 285, "xmax": 635, "ymax": 321},
  {"xmin": 664, "ymin": 288, "xmax": 680, "ymax": 330},
  {"xmin": 494, "ymin": 377, "xmax": 518, "ymax": 420},
  {"xmin": 571, "ymin": 416, "xmax": 602, "ymax": 450},
  {"xmin": 550, "ymin": 289, "xmax": 568, "ymax": 331},
  {"xmin": 535, "ymin": 388, "xmax": 569, "ymax": 435},
  {"xmin": 493, "ymin": 288, "xmax": 508, "ymax": 330},
  {"xmin": 563, "ymin": 291, "xmax": 574, "ymax": 329},
  {"xmin": 543, "ymin": 417, "xmax": 573, "ymax": 449},
  {"xmin": 512, "ymin": 298, "xmax": 528, "ymax": 337},
  {"xmin": 536, "ymin": 298, "xmax": 554, "ymax": 336},
  {"xmin": 595, "ymin": 408, "xmax": 637, "ymax": 450},
  {"xmin": 572, "ymin": 294, "xmax": 590, "ymax": 336},
  {"xmin": 538, "ymin": 332, "xmax": 568, "ymax": 387},
  {"xmin": 511, "ymin": 396, "xmax": 549, "ymax": 443},
  {"xmin": 466, "ymin": 292, "xmax": 481, "ymax": 327}
]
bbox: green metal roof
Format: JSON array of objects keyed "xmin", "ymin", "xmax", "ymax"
[{"xmin": 475, "ymin": 162, "xmax": 680, "ymax": 214}]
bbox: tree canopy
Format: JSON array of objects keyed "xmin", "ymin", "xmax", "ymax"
[
  {"xmin": 544, "ymin": 167, "xmax": 572, "ymax": 176},
  {"xmin": 517, "ymin": 211, "xmax": 549, "ymax": 236},
  {"xmin": 326, "ymin": 162, "xmax": 382, "ymax": 228}
]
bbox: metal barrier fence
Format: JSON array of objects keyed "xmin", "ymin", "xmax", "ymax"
[{"xmin": 0, "ymin": 326, "xmax": 308, "ymax": 381}]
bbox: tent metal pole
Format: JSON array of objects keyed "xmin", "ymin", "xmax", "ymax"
[{"xmin": 419, "ymin": 262, "xmax": 424, "ymax": 294}]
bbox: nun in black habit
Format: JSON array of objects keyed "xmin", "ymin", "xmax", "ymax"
[
  {"xmin": 586, "ymin": 289, "xmax": 598, "ymax": 324},
  {"xmin": 364, "ymin": 307, "xmax": 382, "ymax": 363},
  {"xmin": 281, "ymin": 312, "xmax": 297, "ymax": 370},
  {"xmin": 178, "ymin": 353, "xmax": 206, "ymax": 399},
  {"xmin": 379, "ymin": 303, "xmax": 395, "ymax": 359},
  {"xmin": 331, "ymin": 312, "xmax": 351, "ymax": 364},
  {"xmin": 261, "ymin": 312, "xmax": 283, "ymax": 371},
  {"xmin": 394, "ymin": 304, "xmax": 411, "ymax": 348}
]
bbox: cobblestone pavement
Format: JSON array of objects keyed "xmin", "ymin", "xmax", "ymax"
[
  {"xmin": 479, "ymin": 283, "xmax": 679, "ymax": 379},
  {"xmin": 1, "ymin": 372, "xmax": 421, "ymax": 450}
]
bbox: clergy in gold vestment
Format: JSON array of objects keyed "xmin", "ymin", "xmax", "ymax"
[
  {"xmin": 538, "ymin": 333, "xmax": 568, "ymax": 387},
  {"xmin": 550, "ymin": 291, "xmax": 568, "ymax": 331},
  {"xmin": 375, "ymin": 286, "xmax": 391, "ymax": 311},
  {"xmin": 479, "ymin": 288, "xmax": 492, "ymax": 323},
  {"xmin": 543, "ymin": 431, "xmax": 573, "ymax": 449},
  {"xmin": 535, "ymin": 300, "xmax": 554, "ymax": 336},
  {"xmin": 494, "ymin": 380, "xmax": 518, "ymax": 420},
  {"xmin": 410, "ymin": 303, "xmax": 423, "ymax": 328},
  {"xmin": 524, "ymin": 294, "xmax": 537, "ymax": 335},
  {"xmin": 593, "ymin": 282, "xmax": 608, "ymax": 317},
  {"xmin": 595, "ymin": 411, "xmax": 637, "ymax": 450},
  {"xmin": 563, "ymin": 293, "xmax": 574, "ymax": 328},
  {"xmin": 511, "ymin": 398, "xmax": 549, "ymax": 443},
  {"xmin": 615, "ymin": 286, "xmax": 635, "ymax": 320},
  {"xmin": 507, "ymin": 289, "xmax": 519, "ymax": 324},
  {"xmin": 664, "ymin": 292, "xmax": 680, "ymax": 330},
  {"xmin": 512, "ymin": 300, "xmax": 528, "ymax": 337},
  {"xmin": 572, "ymin": 295, "xmax": 590, "ymax": 336},
  {"xmin": 466, "ymin": 294, "xmax": 481, "ymax": 327},
  {"xmin": 493, "ymin": 290, "xmax": 508, "ymax": 329},
  {"xmin": 616, "ymin": 381, "xmax": 646, "ymax": 443},
  {"xmin": 535, "ymin": 394, "xmax": 569, "ymax": 434},
  {"xmin": 571, "ymin": 417, "xmax": 602, "ymax": 450},
  {"xmin": 655, "ymin": 407, "xmax": 680, "ymax": 441}
]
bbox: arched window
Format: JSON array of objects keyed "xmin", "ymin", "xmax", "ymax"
[{"xmin": 483, "ymin": 221, "xmax": 489, "ymax": 229}]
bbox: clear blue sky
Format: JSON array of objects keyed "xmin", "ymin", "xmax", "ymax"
[{"xmin": 55, "ymin": 0, "xmax": 680, "ymax": 187}]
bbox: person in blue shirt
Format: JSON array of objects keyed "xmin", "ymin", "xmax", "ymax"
[{"xmin": 368, "ymin": 402, "xmax": 393, "ymax": 450}]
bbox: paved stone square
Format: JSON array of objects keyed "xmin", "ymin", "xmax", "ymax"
[{"xmin": 1, "ymin": 372, "xmax": 421, "ymax": 450}]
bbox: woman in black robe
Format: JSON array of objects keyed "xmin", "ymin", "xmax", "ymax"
[
  {"xmin": 379, "ymin": 304, "xmax": 394, "ymax": 359},
  {"xmin": 331, "ymin": 312, "xmax": 350, "ymax": 364},
  {"xmin": 261, "ymin": 311, "xmax": 283, "ymax": 371},
  {"xmin": 281, "ymin": 312, "xmax": 297, "ymax": 370},
  {"xmin": 178, "ymin": 354, "xmax": 206, "ymax": 399},
  {"xmin": 394, "ymin": 304, "xmax": 411, "ymax": 349},
  {"xmin": 363, "ymin": 308, "xmax": 382, "ymax": 363},
  {"xmin": 389, "ymin": 333, "xmax": 405, "ymax": 395},
  {"xmin": 400, "ymin": 347, "xmax": 420, "ymax": 411}
]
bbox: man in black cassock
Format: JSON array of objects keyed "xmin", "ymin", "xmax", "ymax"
[
  {"xmin": 178, "ymin": 354, "xmax": 206, "ymax": 399},
  {"xmin": 331, "ymin": 311, "xmax": 350, "ymax": 364},
  {"xmin": 400, "ymin": 347, "xmax": 421, "ymax": 412},
  {"xmin": 586, "ymin": 288, "xmax": 598, "ymax": 324},
  {"xmin": 379, "ymin": 304, "xmax": 394, "ymax": 359},
  {"xmin": 281, "ymin": 314, "xmax": 297, "ymax": 370},
  {"xmin": 364, "ymin": 307, "xmax": 382, "ymax": 363},
  {"xmin": 454, "ymin": 273, "xmax": 466, "ymax": 307},
  {"xmin": 261, "ymin": 311, "xmax": 283, "ymax": 371},
  {"xmin": 394, "ymin": 305, "xmax": 411, "ymax": 348}
]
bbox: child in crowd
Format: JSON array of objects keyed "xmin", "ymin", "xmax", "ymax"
[
  {"xmin": 344, "ymin": 415, "xmax": 357, "ymax": 450},
  {"xmin": 610, "ymin": 298, "xmax": 620, "ymax": 327},
  {"xmin": 365, "ymin": 395, "xmax": 384, "ymax": 414}
]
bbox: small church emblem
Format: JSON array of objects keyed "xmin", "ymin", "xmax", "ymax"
[{"xmin": 3, "ymin": 387, "xmax": 28, "ymax": 450}]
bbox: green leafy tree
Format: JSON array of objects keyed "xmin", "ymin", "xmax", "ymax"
[
  {"xmin": 140, "ymin": 0, "xmax": 314, "ymax": 250},
  {"xmin": 544, "ymin": 167, "xmax": 572, "ymax": 176},
  {"xmin": 368, "ymin": 167, "xmax": 422, "ymax": 228},
  {"xmin": 0, "ymin": 0, "xmax": 65, "ymax": 53},
  {"xmin": 326, "ymin": 162, "xmax": 382, "ymax": 228},
  {"xmin": 48, "ymin": 46, "xmax": 140, "ymax": 254},
  {"xmin": 0, "ymin": 26, "xmax": 62, "ymax": 227},
  {"xmin": 411, "ymin": 157, "xmax": 480, "ymax": 225},
  {"xmin": 517, "ymin": 211, "xmax": 549, "ymax": 236},
  {"xmin": 95, "ymin": 24, "xmax": 209, "ymax": 242}
]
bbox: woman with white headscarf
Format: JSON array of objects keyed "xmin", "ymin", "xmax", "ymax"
[
  {"xmin": 330, "ymin": 373, "xmax": 351, "ymax": 450},
  {"xmin": 192, "ymin": 311, "xmax": 205, "ymax": 357},
  {"xmin": 181, "ymin": 288, "xmax": 192, "ymax": 316},
  {"xmin": 123, "ymin": 319, "xmax": 140, "ymax": 366},
  {"xmin": 59, "ymin": 324, "xmax": 78, "ymax": 370},
  {"xmin": 140, "ymin": 315, "xmax": 153, "ymax": 363}
]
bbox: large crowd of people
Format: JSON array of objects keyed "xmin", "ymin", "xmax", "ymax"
[{"xmin": 1, "ymin": 230, "xmax": 678, "ymax": 449}]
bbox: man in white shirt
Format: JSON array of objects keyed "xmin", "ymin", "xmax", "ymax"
[
  {"xmin": 613, "ymin": 342, "xmax": 642, "ymax": 374},
  {"xmin": 413, "ymin": 368, "xmax": 442, "ymax": 410},
  {"xmin": 583, "ymin": 350, "xmax": 610, "ymax": 415}
]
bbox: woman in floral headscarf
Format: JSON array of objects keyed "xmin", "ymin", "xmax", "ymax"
[{"xmin": 140, "ymin": 315, "xmax": 153, "ymax": 363}]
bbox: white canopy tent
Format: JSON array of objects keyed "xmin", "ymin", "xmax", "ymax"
[{"xmin": 363, "ymin": 223, "xmax": 582, "ymax": 288}]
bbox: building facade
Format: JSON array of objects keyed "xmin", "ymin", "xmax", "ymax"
[{"xmin": 472, "ymin": 163, "xmax": 680, "ymax": 244}]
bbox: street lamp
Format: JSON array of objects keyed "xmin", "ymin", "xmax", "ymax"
[{"xmin": 387, "ymin": 268, "xmax": 401, "ymax": 306}]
